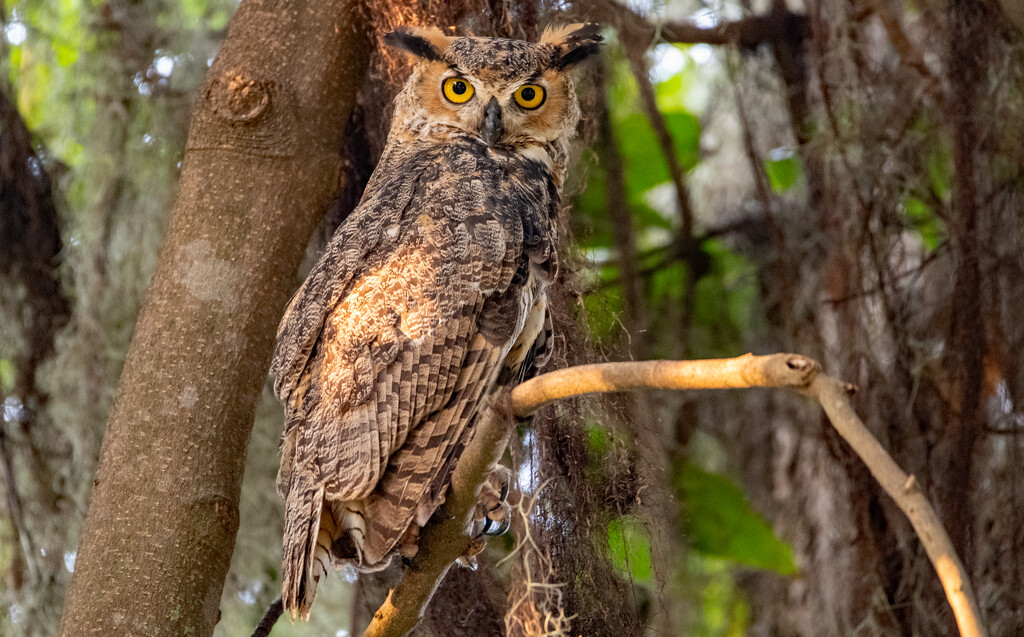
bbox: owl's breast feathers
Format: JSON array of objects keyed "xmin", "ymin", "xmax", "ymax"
[{"xmin": 271, "ymin": 137, "xmax": 557, "ymax": 617}]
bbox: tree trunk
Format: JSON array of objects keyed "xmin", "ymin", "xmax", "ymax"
[{"xmin": 58, "ymin": 2, "xmax": 370, "ymax": 635}]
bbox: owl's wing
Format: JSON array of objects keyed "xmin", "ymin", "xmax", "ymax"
[
  {"xmin": 277, "ymin": 155, "xmax": 488, "ymax": 615},
  {"xmin": 276, "ymin": 146, "xmax": 507, "ymax": 496},
  {"xmin": 359, "ymin": 267, "xmax": 544, "ymax": 565},
  {"xmin": 269, "ymin": 163, "xmax": 421, "ymax": 409}
]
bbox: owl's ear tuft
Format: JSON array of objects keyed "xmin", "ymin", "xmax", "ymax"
[
  {"xmin": 384, "ymin": 26, "xmax": 452, "ymax": 62},
  {"xmin": 540, "ymin": 23, "xmax": 603, "ymax": 69}
]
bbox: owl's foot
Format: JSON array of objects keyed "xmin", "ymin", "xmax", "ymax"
[
  {"xmin": 478, "ymin": 464, "xmax": 512, "ymax": 537},
  {"xmin": 328, "ymin": 503, "xmax": 368, "ymax": 568},
  {"xmin": 456, "ymin": 465, "xmax": 513, "ymax": 569},
  {"xmin": 456, "ymin": 536, "xmax": 488, "ymax": 570},
  {"xmin": 398, "ymin": 523, "xmax": 420, "ymax": 566}
]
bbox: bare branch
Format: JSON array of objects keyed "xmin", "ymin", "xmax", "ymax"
[
  {"xmin": 806, "ymin": 375, "xmax": 988, "ymax": 637},
  {"xmin": 364, "ymin": 353, "xmax": 987, "ymax": 637},
  {"xmin": 250, "ymin": 597, "xmax": 283, "ymax": 637},
  {"xmin": 583, "ymin": 0, "xmax": 806, "ymax": 50},
  {"xmin": 512, "ymin": 353, "xmax": 814, "ymax": 417},
  {"xmin": 660, "ymin": 12, "xmax": 807, "ymax": 48}
]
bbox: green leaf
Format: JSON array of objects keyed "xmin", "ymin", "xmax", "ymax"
[
  {"xmin": 607, "ymin": 515, "xmax": 653, "ymax": 583},
  {"xmin": 655, "ymin": 44, "xmax": 712, "ymax": 114},
  {"xmin": 614, "ymin": 111, "xmax": 700, "ymax": 202},
  {"xmin": 678, "ymin": 463, "xmax": 797, "ymax": 574},
  {"xmin": 656, "ymin": 71, "xmax": 689, "ymax": 111},
  {"xmin": 763, "ymin": 154, "xmax": 803, "ymax": 193},
  {"xmin": 926, "ymin": 138, "xmax": 953, "ymax": 202},
  {"xmin": 0, "ymin": 359, "xmax": 14, "ymax": 392},
  {"xmin": 690, "ymin": 554, "xmax": 752, "ymax": 637},
  {"xmin": 902, "ymin": 196, "xmax": 944, "ymax": 252},
  {"xmin": 663, "ymin": 112, "xmax": 701, "ymax": 171},
  {"xmin": 54, "ymin": 43, "xmax": 78, "ymax": 67}
]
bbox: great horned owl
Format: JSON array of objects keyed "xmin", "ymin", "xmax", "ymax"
[{"xmin": 270, "ymin": 23, "xmax": 601, "ymax": 620}]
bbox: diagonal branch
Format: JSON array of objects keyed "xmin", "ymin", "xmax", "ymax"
[
  {"xmin": 807, "ymin": 374, "xmax": 986, "ymax": 637},
  {"xmin": 363, "ymin": 353, "xmax": 987, "ymax": 637},
  {"xmin": 363, "ymin": 400, "xmax": 515, "ymax": 637}
]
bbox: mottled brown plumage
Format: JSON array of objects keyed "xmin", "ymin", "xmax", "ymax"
[{"xmin": 270, "ymin": 23, "xmax": 601, "ymax": 620}]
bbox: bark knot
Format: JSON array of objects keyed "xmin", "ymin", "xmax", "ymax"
[{"xmin": 211, "ymin": 72, "xmax": 271, "ymax": 122}]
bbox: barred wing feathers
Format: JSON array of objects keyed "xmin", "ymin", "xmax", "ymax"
[{"xmin": 362, "ymin": 268, "xmax": 543, "ymax": 564}]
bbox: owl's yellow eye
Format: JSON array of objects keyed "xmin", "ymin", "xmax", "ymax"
[
  {"xmin": 442, "ymin": 77, "xmax": 475, "ymax": 104},
  {"xmin": 513, "ymin": 84, "xmax": 545, "ymax": 110}
]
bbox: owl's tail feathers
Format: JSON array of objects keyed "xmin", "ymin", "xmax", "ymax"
[{"xmin": 282, "ymin": 484, "xmax": 335, "ymax": 621}]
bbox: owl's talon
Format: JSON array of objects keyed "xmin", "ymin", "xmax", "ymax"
[
  {"xmin": 456, "ymin": 554, "xmax": 479, "ymax": 570},
  {"xmin": 456, "ymin": 535, "xmax": 487, "ymax": 569},
  {"xmin": 485, "ymin": 509, "xmax": 511, "ymax": 536},
  {"xmin": 489, "ymin": 465, "xmax": 512, "ymax": 502},
  {"xmin": 397, "ymin": 523, "xmax": 419, "ymax": 565},
  {"xmin": 474, "ymin": 498, "xmax": 511, "ymax": 538}
]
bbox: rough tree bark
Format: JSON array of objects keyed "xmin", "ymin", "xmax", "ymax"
[{"xmin": 58, "ymin": 2, "xmax": 370, "ymax": 635}]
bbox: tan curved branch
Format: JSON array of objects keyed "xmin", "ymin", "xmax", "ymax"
[
  {"xmin": 510, "ymin": 352, "xmax": 814, "ymax": 416},
  {"xmin": 807, "ymin": 374, "xmax": 986, "ymax": 637},
  {"xmin": 363, "ymin": 353, "xmax": 987, "ymax": 637}
]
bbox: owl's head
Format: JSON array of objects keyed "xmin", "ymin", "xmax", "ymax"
[{"xmin": 384, "ymin": 24, "xmax": 601, "ymax": 152}]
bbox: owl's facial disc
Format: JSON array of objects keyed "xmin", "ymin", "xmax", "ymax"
[{"xmin": 387, "ymin": 25, "xmax": 601, "ymax": 150}]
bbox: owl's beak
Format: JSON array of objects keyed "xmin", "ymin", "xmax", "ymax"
[{"xmin": 481, "ymin": 97, "xmax": 503, "ymax": 147}]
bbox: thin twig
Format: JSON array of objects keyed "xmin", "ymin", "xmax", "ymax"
[
  {"xmin": 624, "ymin": 48, "xmax": 695, "ymax": 240},
  {"xmin": 250, "ymin": 597, "xmax": 283, "ymax": 637},
  {"xmin": 623, "ymin": 43, "xmax": 698, "ymax": 360},
  {"xmin": 361, "ymin": 353, "xmax": 987, "ymax": 637},
  {"xmin": 0, "ymin": 425, "xmax": 38, "ymax": 584}
]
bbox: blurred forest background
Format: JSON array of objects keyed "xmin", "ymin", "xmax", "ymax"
[{"xmin": 3, "ymin": 0, "xmax": 1024, "ymax": 635}]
